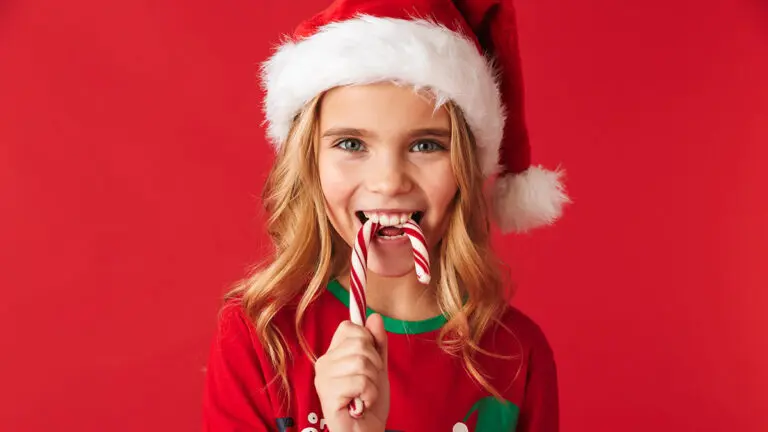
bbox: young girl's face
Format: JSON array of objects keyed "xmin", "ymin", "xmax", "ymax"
[{"xmin": 318, "ymin": 83, "xmax": 458, "ymax": 279}]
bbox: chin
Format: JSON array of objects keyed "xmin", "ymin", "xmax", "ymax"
[{"xmin": 366, "ymin": 265, "xmax": 414, "ymax": 279}]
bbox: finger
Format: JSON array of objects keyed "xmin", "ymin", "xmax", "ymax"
[
  {"xmin": 328, "ymin": 320, "xmax": 374, "ymax": 351},
  {"xmin": 332, "ymin": 375, "xmax": 380, "ymax": 411},
  {"xmin": 316, "ymin": 337, "xmax": 383, "ymax": 384},
  {"xmin": 325, "ymin": 353, "xmax": 380, "ymax": 382},
  {"xmin": 328, "ymin": 320, "xmax": 354, "ymax": 351},
  {"xmin": 365, "ymin": 313, "xmax": 388, "ymax": 367},
  {"xmin": 328, "ymin": 336, "xmax": 383, "ymax": 371}
]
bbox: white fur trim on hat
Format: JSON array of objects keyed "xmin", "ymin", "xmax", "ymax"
[
  {"xmin": 261, "ymin": 15, "xmax": 505, "ymax": 177},
  {"xmin": 492, "ymin": 166, "xmax": 570, "ymax": 233}
]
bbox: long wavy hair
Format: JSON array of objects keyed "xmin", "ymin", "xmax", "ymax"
[{"xmin": 228, "ymin": 88, "xmax": 516, "ymax": 405}]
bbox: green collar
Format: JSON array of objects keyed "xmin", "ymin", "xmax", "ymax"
[{"xmin": 326, "ymin": 279, "xmax": 447, "ymax": 334}]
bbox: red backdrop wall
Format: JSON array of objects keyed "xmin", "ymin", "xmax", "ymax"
[{"xmin": 1, "ymin": 0, "xmax": 766, "ymax": 430}]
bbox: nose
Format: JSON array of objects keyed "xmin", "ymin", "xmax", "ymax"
[{"xmin": 365, "ymin": 153, "xmax": 413, "ymax": 196}]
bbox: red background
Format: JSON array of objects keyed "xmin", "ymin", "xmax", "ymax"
[{"xmin": 1, "ymin": 0, "xmax": 766, "ymax": 430}]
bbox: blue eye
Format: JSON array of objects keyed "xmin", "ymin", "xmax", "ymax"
[
  {"xmin": 335, "ymin": 138, "xmax": 366, "ymax": 152},
  {"xmin": 411, "ymin": 140, "xmax": 445, "ymax": 152}
]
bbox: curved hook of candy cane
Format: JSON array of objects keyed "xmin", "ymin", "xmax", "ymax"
[
  {"xmin": 402, "ymin": 220, "xmax": 431, "ymax": 285},
  {"xmin": 349, "ymin": 398, "xmax": 365, "ymax": 419}
]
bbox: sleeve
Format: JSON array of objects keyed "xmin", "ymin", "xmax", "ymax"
[
  {"xmin": 202, "ymin": 301, "xmax": 275, "ymax": 431},
  {"xmin": 517, "ymin": 327, "xmax": 560, "ymax": 432}
]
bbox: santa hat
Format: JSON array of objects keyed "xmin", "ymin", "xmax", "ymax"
[{"xmin": 260, "ymin": 0, "xmax": 569, "ymax": 233}]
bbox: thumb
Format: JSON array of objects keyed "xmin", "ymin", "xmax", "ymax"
[{"xmin": 365, "ymin": 313, "xmax": 388, "ymax": 365}]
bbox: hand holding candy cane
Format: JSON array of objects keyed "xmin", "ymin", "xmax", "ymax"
[{"xmin": 314, "ymin": 314, "xmax": 389, "ymax": 432}]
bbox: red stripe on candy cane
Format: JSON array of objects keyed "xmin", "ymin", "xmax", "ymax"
[
  {"xmin": 412, "ymin": 252, "xmax": 429, "ymax": 277},
  {"xmin": 350, "ymin": 271, "xmax": 366, "ymax": 320}
]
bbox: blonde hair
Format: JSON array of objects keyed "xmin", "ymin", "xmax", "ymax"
[{"xmin": 229, "ymin": 89, "xmax": 516, "ymax": 405}]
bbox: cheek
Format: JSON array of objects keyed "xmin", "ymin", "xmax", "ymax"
[
  {"xmin": 318, "ymin": 156, "xmax": 356, "ymax": 235},
  {"xmin": 419, "ymin": 163, "xmax": 458, "ymax": 242},
  {"xmin": 423, "ymin": 164, "xmax": 458, "ymax": 213},
  {"xmin": 320, "ymin": 175, "xmax": 349, "ymax": 208}
]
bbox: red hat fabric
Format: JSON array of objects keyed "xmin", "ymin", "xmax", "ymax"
[{"xmin": 260, "ymin": 0, "xmax": 569, "ymax": 233}]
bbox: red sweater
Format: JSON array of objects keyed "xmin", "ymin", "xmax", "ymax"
[{"xmin": 203, "ymin": 280, "xmax": 559, "ymax": 431}]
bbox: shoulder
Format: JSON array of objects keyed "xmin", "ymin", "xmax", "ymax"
[
  {"xmin": 476, "ymin": 305, "xmax": 558, "ymax": 401},
  {"xmin": 497, "ymin": 305, "xmax": 555, "ymax": 356},
  {"xmin": 208, "ymin": 296, "xmax": 286, "ymax": 379},
  {"xmin": 480, "ymin": 305, "xmax": 556, "ymax": 371},
  {"xmin": 214, "ymin": 288, "xmax": 344, "ymax": 347},
  {"xmin": 214, "ymin": 295, "xmax": 296, "ymax": 340},
  {"xmin": 212, "ymin": 296, "xmax": 258, "ymax": 347}
]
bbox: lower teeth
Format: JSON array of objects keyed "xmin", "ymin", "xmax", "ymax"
[{"xmin": 379, "ymin": 233, "xmax": 405, "ymax": 239}]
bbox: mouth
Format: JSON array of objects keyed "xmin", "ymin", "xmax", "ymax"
[
  {"xmin": 355, "ymin": 210, "xmax": 425, "ymax": 239},
  {"xmin": 355, "ymin": 211, "xmax": 424, "ymax": 225}
]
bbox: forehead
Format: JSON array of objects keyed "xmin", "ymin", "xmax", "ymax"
[{"xmin": 318, "ymin": 83, "xmax": 450, "ymax": 134}]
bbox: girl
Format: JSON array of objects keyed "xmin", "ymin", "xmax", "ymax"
[{"xmin": 203, "ymin": 0, "xmax": 569, "ymax": 431}]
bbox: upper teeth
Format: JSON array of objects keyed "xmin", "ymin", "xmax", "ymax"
[{"xmin": 363, "ymin": 212, "xmax": 414, "ymax": 226}]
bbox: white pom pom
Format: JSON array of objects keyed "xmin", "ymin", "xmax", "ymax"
[{"xmin": 491, "ymin": 165, "xmax": 570, "ymax": 234}]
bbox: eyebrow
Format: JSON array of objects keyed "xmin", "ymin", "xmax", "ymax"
[
  {"xmin": 408, "ymin": 127, "xmax": 451, "ymax": 139},
  {"xmin": 320, "ymin": 127, "xmax": 451, "ymax": 139},
  {"xmin": 321, "ymin": 127, "xmax": 369, "ymax": 138}
]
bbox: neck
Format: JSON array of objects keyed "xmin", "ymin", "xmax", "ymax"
[{"xmin": 336, "ymin": 271, "xmax": 441, "ymax": 321}]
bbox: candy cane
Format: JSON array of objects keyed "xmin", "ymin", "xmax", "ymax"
[
  {"xmin": 347, "ymin": 218, "xmax": 431, "ymax": 418},
  {"xmin": 347, "ymin": 219, "xmax": 377, "ymax": 418}
]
